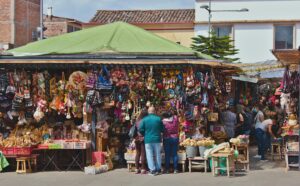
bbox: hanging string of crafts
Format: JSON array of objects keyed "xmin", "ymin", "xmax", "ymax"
[{"xmin": 0, "ymin": 65, "xmax": 229, "ymax": 135}]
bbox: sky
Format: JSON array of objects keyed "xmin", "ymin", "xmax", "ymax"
[{"xmin": 43, "ymin": 0, "xmax": 195, "ymax": 22}]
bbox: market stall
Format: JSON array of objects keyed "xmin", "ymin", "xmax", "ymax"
[
  {"xmin": 0, "ymin": 21, "xmax": 240, "ymax": 173},
  {"xmin": 273, "ymin": 49, "xmax": 300, "ymax": 171}
]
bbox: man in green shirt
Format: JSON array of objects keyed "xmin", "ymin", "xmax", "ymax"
[{"xmin": 139, "ymin": 106, "xmax": 164, "ymax": 176}]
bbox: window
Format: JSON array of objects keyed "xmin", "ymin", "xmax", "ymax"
[
  {"xmin": 67, "ymin": 25, "xmax": 81, "ymax": 33},
  {"xmin": 275, "ymin": 25, "xmax": 294, "ymax": 49},
  {"xmin": 212, "ymin": 25, "xmax": 232, "ymax": 37}
]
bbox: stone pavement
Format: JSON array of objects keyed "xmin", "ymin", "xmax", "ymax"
[
  {"xmin": 0, "ymin": 146, "xmax": 299, "ymax": 186},
  {"xmin": 0, "ymin": 167, "xmax": 299, "ymax": 186}
]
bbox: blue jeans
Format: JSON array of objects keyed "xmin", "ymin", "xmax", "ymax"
[
  {"xmin": 255, "ymin": 128, "xmax": 267, "ymax": 160},
  {"xmin": 145, "ymin": 143, "xmax": 161, "ymax": 172},
  {"xmin": 163, "ymin": 138, "xmax": 179, "ymax": 171}
]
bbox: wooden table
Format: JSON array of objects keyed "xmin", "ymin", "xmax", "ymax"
[
  {"xmin": 232, "ymin": 144, "xmax": 249, "ymax": 171},
  {"xmin": 211, "ymin": 152, "xmax": 235, "ymax": 177},
  {"xmin": 188, "ymin": 156, "xmax": 208, "ymax": 173}
]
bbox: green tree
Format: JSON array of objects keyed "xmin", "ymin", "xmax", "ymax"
[{"xmin": 191, "ymin": 31, "xmax": 240, "ymax": 63}]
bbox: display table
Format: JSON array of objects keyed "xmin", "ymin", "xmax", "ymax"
[
  {"xmin": 232, "ymin": 144, "xmax": 249, "ymax": 171},
  {"xmin": 188, "ymin": 156, "xmax": 208, "ymax": 173},
  {"xmin": 33, "ymin": 149, "xmax": 87, "ymax": 171},
  {"xmin": 211, "ymin": 152, "xmax": 235, "ymax": 177},
  {"xmin": 283, "ymin": 131, "xmax": 299, "ymax": 171}
]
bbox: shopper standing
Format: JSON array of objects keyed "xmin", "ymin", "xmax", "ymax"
[
  {"xmin": 242, "ymin": 107, "xmax": 254, "ymax": 135},
  {"xmin": 139, "ymin": 106, "xmax": 164, "ymax": 176},
  {"xmin": 134, "ymin": 109, "xmax": 148, "ymax": 174},
  {"xmin": 221, "ymin": 106, "xmax": 237, "ymax": 138},
  {"xmin": 254, "ymin": 104, "xmax": 266, "ymax": 160},
  {"xmin": 162, "ymin": 111, "xmax": 179, "ymax": 174}
]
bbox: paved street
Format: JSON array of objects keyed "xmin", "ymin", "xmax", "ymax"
[
  {"xmin": 1, "ymin": 147, "xmax": 299, "ymax": 186},
  {"xmin": 1, "ymin": 167, "xmax": 300, "ymax": 186}
]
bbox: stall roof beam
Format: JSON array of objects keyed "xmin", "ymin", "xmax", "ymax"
[{"xmin": 272, "ymin": 49, "xmax": 300, "ymax": 65}]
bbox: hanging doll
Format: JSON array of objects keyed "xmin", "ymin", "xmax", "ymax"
[
  {"xmin": 147, "ymin": 66, "xmax": 156, "ymax": 91},
  {"xmin": 33, "ymin": 99, "xmax": 47, "ymax": 122}
]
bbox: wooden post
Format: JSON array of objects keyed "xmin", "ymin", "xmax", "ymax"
[{"xmin": 91, "ymin": 109, "xmax": 96, "ymax": 151}]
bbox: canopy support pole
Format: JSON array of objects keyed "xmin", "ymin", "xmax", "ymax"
[{"xmin": 298, "ymin": 64, "xmax": 300, "ymax": 171}]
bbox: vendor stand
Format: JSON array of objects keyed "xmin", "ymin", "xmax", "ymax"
[
  {"xmin": 273, "ymin": 49, "xmax": 300, "ymax": 171},
  {"xmin": 0, "ymin": 22, "xmax": 240, "ymax": 173}
]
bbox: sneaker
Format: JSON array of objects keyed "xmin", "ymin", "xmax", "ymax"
[
  {"xmin": 156, "ymin": 170, "xmax": 162, "ymax": 175},
  {"xmin": 141, "ymin": 169, "xmax": 147, "ymax": 174},
  {"xmin": 148, "ymin": 171, "xmax": 157, "ymax": 176},
  {"xmin": 173, "ymin": 170, "xmax": 179, "ymax": 174},
  {"xmin": 253, "ymin": 155, "xmax": 262, "ymax": 159},
  {"xmin": 164, "ymin": 170, "xmax": 169, "ymax": 174},
  {"xmin": 135, "ymin": 169, "xmax": 141, "ymax": 174}
]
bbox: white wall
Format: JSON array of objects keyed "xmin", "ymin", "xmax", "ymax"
[
  {"xmin": 196, "ymin": 0, "xmax": 300, "ymax": 22},
  {"xmin": 233, "ymin": 24, "xmax": 275, "ymax": 63},
  {"xmin": 194, "ymin": 0, "xmax": 300, "ymax": 63}
]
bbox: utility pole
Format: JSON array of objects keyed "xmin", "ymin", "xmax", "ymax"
[{"xmin": 40, "ymin": 0, "xmax": 43, "ymax": 40}]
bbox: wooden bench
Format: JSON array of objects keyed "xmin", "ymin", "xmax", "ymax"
[
  {"xmin": 211, "ymin": 152, "xmax": 235, "ymax": 177},
  {"xmin": 232, "ymin": 144, "xmax": 249, "ymax": 171},
  {"xmin": 188, "ymin": 156, "xmax": 208, "ymax": 173},
  {"xmin": 271, "ymin": 143, "xmax": 283, "ymax": 161},
  {"xmin": 16, "ymin": 157, "xmax": 32, "ymax": 174}
]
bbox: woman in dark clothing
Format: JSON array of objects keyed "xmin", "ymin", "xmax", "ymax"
[{"xmin": 134, "ymin": 109, "xmax": 148, "ymax": 174}]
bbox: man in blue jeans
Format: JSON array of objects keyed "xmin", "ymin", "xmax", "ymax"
[{"xmin": 139, "ymin": 106, "xmax": 164, "ymax": 176}]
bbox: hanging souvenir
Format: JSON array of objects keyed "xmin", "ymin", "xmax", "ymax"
[
  {"xmin": 17, "ymin": 111, "xmax": 27, "ymax": 126},
  {"xmin": 69, "ymin": 71, "xmax": 87, "ymax": 90},
  {"xmin": 95, "ymin": 65, "xmax": 113, "ymax": 93},
  {"xmin": 226, "ymin": 81, "xmax": 231, "ymax": 93},
  {"xmin": 147, "ymin": 66, "xmax": 156, "ymax": 91},
  {"xmin": 186, "ymin": 68, "xmax": 195, "ymax": 88},
  {"xmin": 77, "ymin": 113, "xmax": 91, "ymax": 133},
  {"xmin": 86, "ymin": 71, "xmax": 96, "ymax": 89}
]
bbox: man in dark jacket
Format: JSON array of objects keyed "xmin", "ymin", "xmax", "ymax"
[{"xmin": 139, "ymin": 106, "xmax": 164, "ymax": 176}]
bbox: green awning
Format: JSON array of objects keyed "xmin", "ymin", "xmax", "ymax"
[{"xmin": 8, "ymin": 21, "xmax": 213, "ymax": 59}]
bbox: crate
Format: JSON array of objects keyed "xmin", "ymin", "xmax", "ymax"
[
  {"xmin": 92, "ymin": 151, "xmax": 106, "ymax": 165},
  {"xmin": 2, "ymin": 147, "xmax": 15, "ymax": 155},
  {"xmin": 15, "ymin": 147, "xmax": 33, "ymax": 156},
  {"xmin": 63, "ymin": 142, "xmax": 74, "ymax": 149},
  {"xmin": 38, "ymin": 144, "xmax": 49, "ymax": 149},
  {"xmin": 287, "ymin": 142, "xmax": 299, "ymax": 152},
  {"xmin": 53, "ymin": 140, "xmax": 64, "ymax": 146},
  {"xmin": 74, "ymin": 141, "xmax": 90, "ymax": 149},
  {"xmin": 84, "ymin": 165, "xmax": 108, "ymax": 175},
  {"xmin": 124, "ymin": 153, "xmax": 135, "ymax": 161},
  {"xmin": 49, "ymin": 144, "xmax": 62, "ymax": 149}
]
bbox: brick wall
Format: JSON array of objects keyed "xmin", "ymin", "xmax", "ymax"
[
  {"xmin": 0, "ymin": 0, "xmax": 12, "ymax": 44},
  {"xmin": 15, "ymin": 0, "xmax": 40, "ymax": 47},
  {"xmin": 44, "ymin": 20, "xmax": 67, "ymax": 38}
]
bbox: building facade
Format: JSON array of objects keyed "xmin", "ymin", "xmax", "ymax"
[
  {"xmin": 85, "ymin": 9, "xmax": 195, "ymax": 47},
  {"xmin": 43, "ymin": 15, "xmax": 82, "ymax": 38},
  {"xmin": 0, "ymin": 0, "xmax": 40, "ymax": 49},
  {"xmin": 195, "ymin": 0, "xmax": 300, "ymax": 63}
]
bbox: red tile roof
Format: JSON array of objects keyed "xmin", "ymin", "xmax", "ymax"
[{"xmin": 90, "ymin": 9, "xmax": 195, "ymax": 24}]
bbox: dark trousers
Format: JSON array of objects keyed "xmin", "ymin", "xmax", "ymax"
[
  {"xmin": 163, "ymin": 137, "xmax": 179, "ymax": 171},
  {"xmin": 135, "ymin": 140, "xmax": 146, "ymax": 170},
  {"xmin": 255, "ymin": 128, "xmax": 267, "ymax": 160}
]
